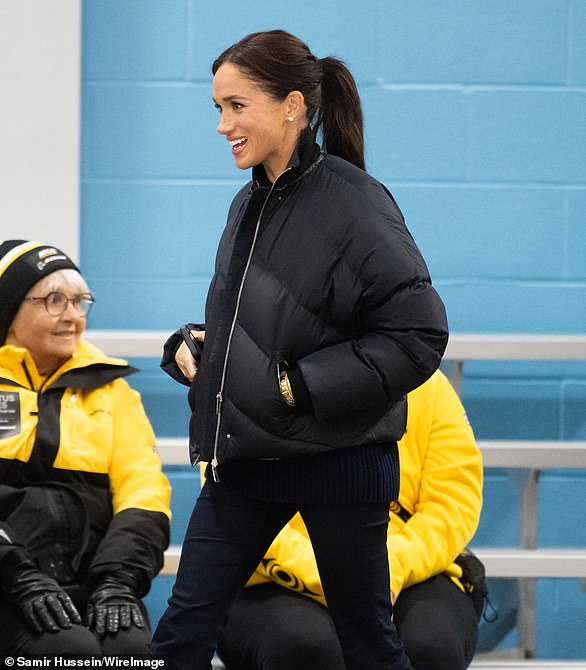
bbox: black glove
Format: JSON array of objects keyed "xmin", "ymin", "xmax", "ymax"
[
  {"xmin": 86, "ymin": 575, "xmax": 145, "ymax": 635},
  {"xmin": 5, "ymin": 566, "xmax": 82, "ymax": 634}
]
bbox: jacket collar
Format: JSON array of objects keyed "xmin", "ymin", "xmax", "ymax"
[
  {"xmin": 0, "ymin": 339, "xmax": 134, "ymax": 390},
  {"xmin": 252, "ymin": 125, "xmax": 322, "ymax": 190}
]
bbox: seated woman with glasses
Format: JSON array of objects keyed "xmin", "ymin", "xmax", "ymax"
[{"xmin": 0, "ymin": 240, "xmax": 171, "ymax": 657}]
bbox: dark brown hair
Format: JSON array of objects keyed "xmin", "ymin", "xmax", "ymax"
[{"xmin": 212, "ymin": 30, "xmax": 365, "ymax": 171}]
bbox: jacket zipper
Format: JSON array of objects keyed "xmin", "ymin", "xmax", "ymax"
[{"xmin": 210, "ymin": 169, "xmax": 291, "ymax": 482}]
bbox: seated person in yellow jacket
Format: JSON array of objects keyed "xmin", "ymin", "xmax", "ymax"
[
  {"xmin": 216, "ymin": 369, "xmax": 483, "ymax": 670},
  {"xmin": 0, "ymin": 240, "xmax": 171, "ymax": 657}
]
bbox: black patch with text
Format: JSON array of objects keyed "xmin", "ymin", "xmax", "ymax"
[{"xmin": 0, "ymin": 392, "xmax": 21, "ymax": 439}]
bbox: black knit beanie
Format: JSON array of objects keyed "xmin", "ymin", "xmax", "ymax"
[{"xmin": 0, "ymin": 240, "xmax": 80, "ymax": 345}]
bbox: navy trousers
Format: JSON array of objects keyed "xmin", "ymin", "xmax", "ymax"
[{"xmin": 151, "ymin": 480, "xmax": 413, "ymax": 670}]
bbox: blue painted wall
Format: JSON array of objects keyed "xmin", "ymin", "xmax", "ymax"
[{"xmin": 80, "ymin": 1, "xmax": 586, "ymax": 659}]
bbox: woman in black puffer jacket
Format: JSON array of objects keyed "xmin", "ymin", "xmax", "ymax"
[{"xmin": 153, "ymin": 30, "xmax": 448, "ymax": 670}]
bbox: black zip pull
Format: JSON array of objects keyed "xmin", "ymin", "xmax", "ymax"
[{"xmin": 216, "ymin": 391, "xmax": 223, "ymax": 415}]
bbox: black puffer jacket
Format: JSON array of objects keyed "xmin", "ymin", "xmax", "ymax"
[{"xmin": 184, "ymin": 128, "xmax": 448, "ymax": 470}]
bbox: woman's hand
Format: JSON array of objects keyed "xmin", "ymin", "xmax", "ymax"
[{"xmin": 176, "ymin": 330, "xmax": 205, "ymax": 382}]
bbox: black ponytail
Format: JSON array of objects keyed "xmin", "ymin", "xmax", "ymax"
[{"xmin": 316, "ymin": 57, "xmax": 365, "ymax": 171}]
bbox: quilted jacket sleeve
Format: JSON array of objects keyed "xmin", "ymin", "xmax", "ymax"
[
  {"xmin": 88, "ymin": 379, "xmax": 171, "ymax": 594},
  {"xmin": 298, "ymin": 186, "xmax": 448, "ymax": 422}
]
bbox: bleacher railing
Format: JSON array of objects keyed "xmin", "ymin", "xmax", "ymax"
[{"xmin": 86, "ymin": 330, "xmax": 586, "ymax": 660}]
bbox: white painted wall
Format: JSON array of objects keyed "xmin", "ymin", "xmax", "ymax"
[{"xmin": 0, "ymin": 0, "xmax": 81, "ymax": 261}]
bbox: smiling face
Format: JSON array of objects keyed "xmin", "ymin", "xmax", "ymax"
[
  {"xmin": 5, "ymin": 269, "xmax": 90, "ymax": 376},
  {"xmin": 213, "ymin": 63, "xmax": 303, "ymax": 182}
]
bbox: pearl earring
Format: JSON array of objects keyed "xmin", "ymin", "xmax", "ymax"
[{"xmin": 288, "ymin": 116, "xmax": 294, "ymax": 122}]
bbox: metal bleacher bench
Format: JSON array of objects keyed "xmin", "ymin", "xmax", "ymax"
[
  {"xmin": 154, "ymin": 439, "xmax": 586, "ymax": 578},
  {"xmin": 155, "ymin": 439, "xmax": 586, "ymax": 576},
  {"xmin": 86, "ymin": 330, "xmax": 586, "ymax": 665}
]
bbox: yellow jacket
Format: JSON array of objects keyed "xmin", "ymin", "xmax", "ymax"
[
  {"xmin": 246, "ymin": 370, "xmax": 483, "ymax": 603},
  {"xmin": 0, "ymin": 340, "xmax": 171, "ymax": 590}
]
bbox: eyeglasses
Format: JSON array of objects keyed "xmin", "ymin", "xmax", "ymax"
[{"xmin": 24, "ymin": 291, "xmax": 95, "ymax": 317}]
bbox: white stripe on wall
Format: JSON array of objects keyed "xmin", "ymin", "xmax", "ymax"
[{"xmin": 0, "ymin": 0, "xmax": 81, "ymax": 261}]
